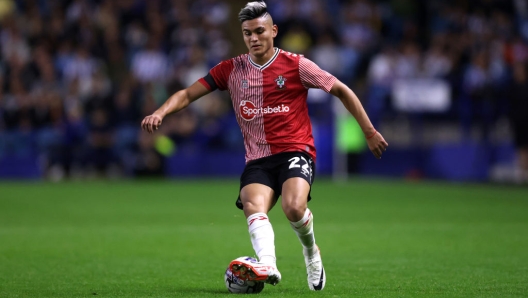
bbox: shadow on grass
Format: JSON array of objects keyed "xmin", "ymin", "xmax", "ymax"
[
  {"xmin": 172, "ymin": 287, "xmax": 232, "ymax": 295},
  {"xmin": 171, "ymin": 287, "xmax": 309, "ymax": 296}
]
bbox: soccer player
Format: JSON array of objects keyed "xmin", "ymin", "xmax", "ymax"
[{"xmin": 141, "ymin": 0, "xmax": 388, "ymax": 291}]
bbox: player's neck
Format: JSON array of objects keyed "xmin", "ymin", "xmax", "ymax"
[{"xmin": 250, "ymin": 47, "xmax": 277, "ymax": 66}]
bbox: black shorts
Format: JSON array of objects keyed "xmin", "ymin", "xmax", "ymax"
[{"xmin": 235, "ymin": 151, "xmax": 315, "ymax": 210}]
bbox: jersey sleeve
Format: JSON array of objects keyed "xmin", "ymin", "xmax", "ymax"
[
  {"xmin": 198, "ymin": 60, "xmax": 233, "ymax": 91},
  {"xmin": 299, "ymin": 56, "xmax": 337, "ymax": 92}
]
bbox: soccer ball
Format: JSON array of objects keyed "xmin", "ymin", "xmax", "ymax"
[{"xmin": 224, "ymin": 257, "xmax": 265, "ymax": 294}]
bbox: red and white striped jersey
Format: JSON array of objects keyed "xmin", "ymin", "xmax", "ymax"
[{"xmin": 198, "ymin": 48, "xmax": 336, "ymax": 163}]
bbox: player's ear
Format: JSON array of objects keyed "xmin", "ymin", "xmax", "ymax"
[{"xmin": 272, "ymin": 24, "xmax": 278, "ymax": 38}]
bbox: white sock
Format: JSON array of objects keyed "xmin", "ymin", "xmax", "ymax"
[
  {"xmin": 247, "ymin": 213, "xmax": 276, "ymax": 265},
  {"xmin": 290, "ymin": 208, "xmax": 317, "ymax": 256}
]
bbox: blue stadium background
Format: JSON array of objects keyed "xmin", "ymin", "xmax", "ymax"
[{"xmin": 0, "ymin": 0, "xmax": 527, "ymax": 183}]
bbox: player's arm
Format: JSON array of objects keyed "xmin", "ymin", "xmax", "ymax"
[
  {"xmin": 141, "ymin": 81, "xmax": 211, "ymax": 133},
  {"xmin": 330, "ymin": 79, "xmax": 388, "ymax": 159}
]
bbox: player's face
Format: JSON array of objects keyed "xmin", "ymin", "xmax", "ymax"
[{"xmin": 241, "ymin": 16, "xmax": 277, "ymax": 62}]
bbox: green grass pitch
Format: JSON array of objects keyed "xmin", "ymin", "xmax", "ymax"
[{"xmin": 1, "ymin": 178, "xmax": 527, "ymax": 297}]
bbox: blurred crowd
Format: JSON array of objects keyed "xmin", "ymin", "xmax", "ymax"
[
  {"xmin": 1, "ymin": 0, "xmax": 527, "ymax": 181},
  {"xmin": 0, "ymin": 0, "xmax": 237, "ymax": 179}
]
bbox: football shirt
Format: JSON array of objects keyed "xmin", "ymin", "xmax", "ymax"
[{"xmin": 199, "ymin": 48, "xmax": 336, "ymax": 163}]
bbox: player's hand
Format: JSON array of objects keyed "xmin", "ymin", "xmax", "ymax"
[
  {"xmin": 141, "ymin": 114, "xmax": 163, "ymax": 133},
  {"xmin": 366, "ymin": 131, "xmax": 388, "ymax": 159}
]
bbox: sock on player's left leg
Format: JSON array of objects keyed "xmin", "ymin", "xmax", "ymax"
[
  {"xmin": 290, "ymin": 208, "xmax": 316, "ymax": 255},
  {"xmin": 290, "ymin": 208, "xmax": 325, "ymax": 290}
]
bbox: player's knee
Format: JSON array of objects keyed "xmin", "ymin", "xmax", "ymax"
[
  {"xmin": 281, "ymin": 198, "xmax": 306, "ymax": 222},
  {"xmin": 242, "ymin": 200, "xmax": 261, "ymax": 214},
  {"xmin": 242, "ymin": 196, "xmax": 271, "ymax": 215}
]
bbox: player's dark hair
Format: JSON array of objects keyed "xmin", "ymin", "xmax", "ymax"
[{"xmin": 238, "ymin": 1, "xmax": 269, "ymax": 23}]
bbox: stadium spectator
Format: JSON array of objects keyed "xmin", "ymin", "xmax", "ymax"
[{"xmin": 131, "ymin": 37, "xmax": 169, "ymax": 84}]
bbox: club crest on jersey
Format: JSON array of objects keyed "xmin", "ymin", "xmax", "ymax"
[
  {"xmin": 275, "ymin": 75, "xmax": 287, "ymax": 90},
  {"xmin": 241, "ymin": 79, "xmax": 249, "ymax": 89}
]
